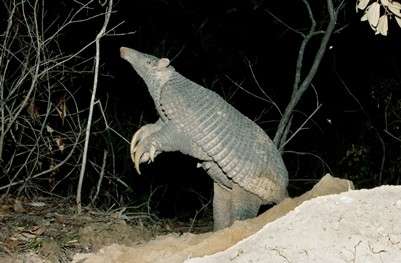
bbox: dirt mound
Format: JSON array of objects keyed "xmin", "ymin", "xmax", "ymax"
[
  {"xmin": 187, "ymin": 185, "xmax": 401, "ymax": 263},
  {"xmin": 73, "ymin": 174, "xmax": 356, "ymax": 263}
]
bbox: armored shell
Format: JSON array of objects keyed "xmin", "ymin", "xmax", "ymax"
[{"xmin": 158, "ymin": 71, "xmax": 288, "ymax": 202}]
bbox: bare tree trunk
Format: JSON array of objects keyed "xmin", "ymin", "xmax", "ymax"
[{"xmin": 273, "ymin": 0, "xmax": 340, "ymax": 152}]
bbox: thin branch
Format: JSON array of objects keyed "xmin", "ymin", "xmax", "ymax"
[
  {"xmin": 76, "ymin": 0, "xmax": 113, "ymax": 213},
  {"xmin": 96, "ymin": 100, "xmax": 130, "ymax": 144},
  {"xmin": 283, "ymin": 150, "xmax": 333, "ymax": 174},
  {"xmin": 279, "ymin": 104, "xmax": 322, "ymax": 150},
  {"xmin": 384, "ymin": 129, "xmax": 401, "ymax": 143},
  {"xmin": 246, "ymin": 58, "xmax": 282, "ymax": 116},
  {"xmin": 0, "ymin": 0, "xmax": 17, "ymax": 161},
  {"xmin": 274, "ymin": 0, "xmax": 338, "ymax": 150},
  {"xmin": 0, "ymin": 136, "xmax": 81, "ymax": 191},
  {"xmin": 91, "ymin": 149, "xmax": 108, "ymax": 204},
  {"xmin": 264, "ymin": 8, "xmax": 305, "ymax": 37},
  {"xmin": 225, "ymin": 75, "xmax": 275, "ymax": 104},
  {"xmin": 189, "ymin": 199, "xmax": 211, "ymax": 232}
]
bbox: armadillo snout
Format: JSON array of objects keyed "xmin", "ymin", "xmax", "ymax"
[{"xmin": 120, "ymin": 47, "xmax": 130, "ymax": 59}]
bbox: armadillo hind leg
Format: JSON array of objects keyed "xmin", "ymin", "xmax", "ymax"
[
  {"xmin": 213, "ymin": 182, "xmax": 233, "ymax": 231},
  {"xmin": 231, "ymin": 183, "xmax": 262, "ymax": 222}
]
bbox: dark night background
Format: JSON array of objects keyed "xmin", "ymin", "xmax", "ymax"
[{"xmin": 2, "ymin": 0, "xmax": 401, "ymax": 222}]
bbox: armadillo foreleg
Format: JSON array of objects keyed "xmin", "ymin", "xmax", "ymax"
[
  {"xmin": 131, "ymin": 119, "xmax": 164, "ymax": 168},
  {"xmin": 132, "ymin": 121, "xmax": 193, "ymax": 174}
]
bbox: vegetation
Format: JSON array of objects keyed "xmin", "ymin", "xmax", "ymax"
[{"xmin": 0, "ymin": 0, "xmax": 400, "ymax": 219}]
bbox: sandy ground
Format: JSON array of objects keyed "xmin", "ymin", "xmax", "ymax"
[
  {"xmin": 3, "ymin": 174, "xmax": 399, "ymax": 262},
  {"xmin": 73, "ymin": 174, "xmax": 394, "ymax": 263},
  {"xmin": 187, "ymin": 185, "xmax": 401, "ymax": 263}
]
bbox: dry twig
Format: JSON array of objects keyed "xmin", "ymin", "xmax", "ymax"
[{"xmin": 76, "ymin": 0, "xmax": 114, "ymax": 213}]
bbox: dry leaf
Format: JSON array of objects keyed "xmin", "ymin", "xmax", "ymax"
[
  {"xmin": 13, "ymin": 199, "xmax": 25, "ymax": 213},
  {"xmin": 19, "ymin": 232, "xmax": 36, "ymax": 240},
  {"xmin": 376, "ymin": 15, "xmax": 388, "ymax": 35},
  {"xmin": 388, "ymin": 1, "xmax": 401, "ymax": 17},
  {"xmin": 0, "ymin": 204, "xmax": 11, "ymax": 216},
  {"xmin": 361, "ymin": 12, "xmax": 368, "ymax": 21},
  {"xmin": 4, "ymin": 238, "xmax": 20, "ymax": 252},
  {"xmin": 380, "ymin": 0, "xmax": 389, "ymax": 7},
  {"xmin": 29, "ymin": 226, "xmax": 46, "ymax": 236},
  {"xmin": 357, "ymin": 0, "xmax": 370, "ymax": 10},
  {"xmin": 46, "ymin": 125, "xmax": 54, "ymax": 134},
  {"xmin": 27, "ymin": 100, "xmax": 39, "ymax": 122},
  {"xmin": 56, "ymin": 96, "xmax": 67, "ymax": 124},
  {"xmin": 28, "ymin": 202, "xmax": 46, "ymax": 207},
  {"xmin": 367, "ymin": 2, "xmax": 381, "ymax": 27},
  {"xmin": 395, "ymin": 16, "xmax": 401, "ymax": 27},
  {"xmin": 55, "ymin": 137, "xmax": 65, "ymax": 152},
  {"xmin": 55, "ymin": 213, "xmax": 65, "ymax": 224}
]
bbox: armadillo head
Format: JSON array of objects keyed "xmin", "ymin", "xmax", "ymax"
[{"xmin": 120, "ymin": 47, "xmax": 174, "ymax": 101}]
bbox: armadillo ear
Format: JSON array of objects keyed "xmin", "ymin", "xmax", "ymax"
[{"xmin": 157, "ymin": 58, "xmax": 170, "ymax": 69}]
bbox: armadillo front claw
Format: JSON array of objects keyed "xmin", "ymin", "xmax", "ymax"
[
  {"xmin": 133, "ymin": 143, "xmax": 150, "ymax": 175},
  {"xmin": 131, "ymin": 124, "xmax": 162, "ymax": 174},
  {"xmin": 131, "ymin": 123, "xmax": 162, "ymax": 158},
  {"xmin": 132, "ymin": 138, "xmax": 159, "ymax": 174},
  {"xmin": 133, "ymin": 144, "xmax": 142, "ymax": 174},
  {"xmin": 134, "ymin": 152, "xmax": 142, "ymax": 175},
  {"xmin": 131, "ymin": 128, "xmax": 145, "ymax": 152},
  {"xmin": 149, "ymin": 144, "xmax": 156, "ymax": 162}
]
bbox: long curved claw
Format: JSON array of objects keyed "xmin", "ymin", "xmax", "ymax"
[
  {"xmin": 134, "ymin": 144, "xmax": 143, "ymax": 175},
  {"xmin": 131, "ymin": 128, "xmax": 148, "ymax": 173},
  {"xmin": 133, "ymin": 143, "xmax": 152, "ymax": 174},
  {"xmin": 149, "ymin": 144, "xmax": 156, "ymax": 162},
  {"xmin": 131, "ymin": 129, "xmax": 143, "ymax": 152},
  {"xmin": 131, "ymin": 123, "xmax": 161, "ymax": 150},
  {"xmin": 130, "ymin": 124, "xmax": 161, "ymax": 174},
  {"xmin": 130, "ymin": 137, "xmax": 137, "ymax": 164},
  {"xmin": 134, "ymin": 154, "xmax": 141, "ymax": 175}
]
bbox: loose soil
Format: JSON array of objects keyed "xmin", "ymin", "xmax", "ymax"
[
  {"xmin": 3, "ymin": 174, "xmax": 396, "ymax": 263},
  {"xmin": 0, "ymin": 194, "xmax": 208, "ymax": 262}
]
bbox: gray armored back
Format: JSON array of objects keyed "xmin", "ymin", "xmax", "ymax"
[
  {"xmin": 121, "ymin": 47, "xmax": 289, "ymax": 229},
  {"xmin": 160, "ymin": 72, "xmax": 288, "ymax": 202}
]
